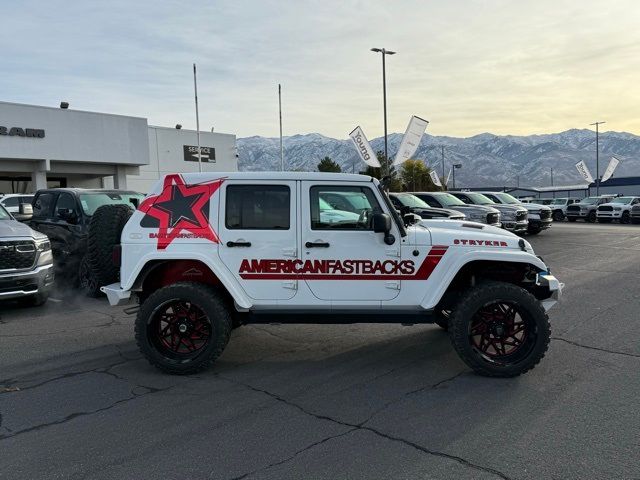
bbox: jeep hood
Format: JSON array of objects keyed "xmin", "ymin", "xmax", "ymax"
[
  {"xmin": 0, "ymin": 219, "xmax": 45, "ymax": 239},
  {"xmin": 410, "ymin": 219, "xmax": 520, "ymax": 247}
]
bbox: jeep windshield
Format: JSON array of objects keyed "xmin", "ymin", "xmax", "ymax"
[
  {"xmin": 434, "ymin": 193, "xmax": 466, "ymax": 207},
  {"xmin": 79, "ymin": 192, "xmax": 145, "ymax": 216}
]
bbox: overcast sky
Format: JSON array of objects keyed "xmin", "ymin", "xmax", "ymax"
[{"xmin": 1, "ymin": 0, "xmax": 639, "ymax": 139}]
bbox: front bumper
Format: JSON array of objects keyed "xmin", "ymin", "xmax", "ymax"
[
  {"xmin": 0, "ymin": 264, "xmax": 55, "ymax": 301},
  {"xmin": 596, "ymin": 211, "xmax": 623, "ymax": 219},
  {"xmin": 536, "ymin": 273, "xmax": 563, "ymax": 311},
  {"xmin": 528, "ymin": 219, "xmax": 552, "ymax": 231},
  {"xmin": 502, "ymin": 220, "xmax": 528, "ymax": 232},
  {"xmin": 566, "ymin": 210, "xmax": 589, "ymax": 218},
  {"xmin": 101, "ymin": 283, "xmax": 133, "ymax": 306}
]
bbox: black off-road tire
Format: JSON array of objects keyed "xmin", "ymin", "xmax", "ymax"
[
  {"xmin": 87, "ymin": 204, "xmax": 133, "ymax": 287},
  {"xmin": 448, "ymin": 281, "xmax": 550, "ymax": 377},
  {"xmin": 621, "ymin": 211, "xmax": 630, "ymax": 224},
  {"xmin": 79, "ymin": 255, "xmax": 102, "ymax": 297},
  {"xmin": 135, "ymin": 282, "xmax": 232, "ymax": 375},
  {"xmin": 552, "ymin": 210, "xmax": 564, "ymax": 222},
  {"xmin": 21, "ymin": 292, "xmax": 49, "ymax": 307}
]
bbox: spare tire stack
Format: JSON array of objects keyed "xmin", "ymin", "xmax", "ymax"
[{"xmin": 87, "ymin": 204, "xmax": 134, "ymax": 291}]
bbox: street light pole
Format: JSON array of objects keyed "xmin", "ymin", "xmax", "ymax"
[
  {"xmin": 590, "ymin": 121, "xmax": 606, "ymax": 195},
  {"xmin": 279, "ymin": 84, "xmax": 284, "ymax": 171},
  {"xmin": 193, "ymin": 63, "xmax": 202, "ymax": 173},
  {"xmin": 550, "ymin": 167, "xmax": 555, "ymax": 198},
  {"xmin": 371, "ymin": 47, "xmax": 396, "ymax": 177},
  {"xmin": 441, "ymin": 146, "xmax": 445, "ymax": 181}
]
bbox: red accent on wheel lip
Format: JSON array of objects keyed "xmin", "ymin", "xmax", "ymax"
[{"xmin": 239, "ymin": 246, "xmax": 448, "ymax": 281}]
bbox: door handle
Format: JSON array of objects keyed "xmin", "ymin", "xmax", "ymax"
[
  {"xmin": 226, "ymin": 241, "xmax": 252, "ymax": 248},
  {"xmin": 305, "ymin": 241, "xmax": 330, "ymax": 248}
]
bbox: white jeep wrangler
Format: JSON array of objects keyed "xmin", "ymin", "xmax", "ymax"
[{"xmin": 100, "ymin": 172, "xmax": 562, "ymax": 377}]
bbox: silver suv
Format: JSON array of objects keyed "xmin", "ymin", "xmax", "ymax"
[{"xmin": 411, "ymin": 192, "xmax": 501, "ymax": 226}]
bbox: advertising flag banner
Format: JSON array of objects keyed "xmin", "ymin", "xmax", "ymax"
[
  {"xmin": 575, "ymin": 160, "xmax": 594, "ymax": 183},
  {"xmin": 349, "ymin": 126, "xmax": 380, "ymax": 168},
  {"xmin": 393, "ymin": 116, "xmax": 429, "ymax": 166},
  {"xmin": 429, "ymin": 170, "xmax": 442, "ymax": 187},
  {"xmin": 601, "ymin": 156, "xmax": 620, "ymax": 182},
  {"xmin": 446, "ymin": 168, "xmax": 452, "ymax": 185}
]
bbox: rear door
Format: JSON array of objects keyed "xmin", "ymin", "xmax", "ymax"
[
  {"xmin": 300, "ymin": 182, "xmax": 401, "ymax": 301},
  {"xmin": 217, "ymin": 181, "xmax": 298, "ymax": 300}
]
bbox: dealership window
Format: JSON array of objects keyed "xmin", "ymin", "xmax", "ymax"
[
  {"xmin": 32, "ymin": 193, "xmax": 55, "ymax": 218},
  {"xmin": 226, "ymin": 185, "xmax": 290, "ymax": 230},
  {"xmin": 310, "ymin": 185, "xmax": 382, "ymax": 230}
]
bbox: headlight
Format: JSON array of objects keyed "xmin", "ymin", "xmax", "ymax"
[{"xmin": 36, "ymin": 239, "xmax": 51, "ymax": 252}]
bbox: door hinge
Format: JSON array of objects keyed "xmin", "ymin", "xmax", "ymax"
[
  {"xmin": 282, "ymin": 280, "xmax": 298, "ymax": 290},
  {"xmin": 385, "ymin": 280, "xmax": 400, "ymax": 290},
  {"xmin": 385, "ymin": 248, "xmax": 400, "ymax": 257}
]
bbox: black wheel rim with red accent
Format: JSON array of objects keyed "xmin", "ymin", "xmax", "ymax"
[
  {"xmin": 149, "ymin": 299, "xmax": 212, "ymax": 359},
  {"xmin": 469, "ymin": 300, "xmax": 537, "ymax": 365}
]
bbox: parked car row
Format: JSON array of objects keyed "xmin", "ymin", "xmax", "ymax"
[{"xmin": 0, "ymin": 188, "xmax": 144, "ymax": 306}]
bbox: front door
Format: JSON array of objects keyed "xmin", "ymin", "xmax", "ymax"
[
  {"xmin": 217, "ymin": 181, "xmax": 298, "ymax": 300},
  {"xmin": 300, "ymin": 182, "xmax": 402, "ymax": 301}
]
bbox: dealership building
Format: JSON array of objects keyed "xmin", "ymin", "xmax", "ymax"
[{"xmin": 0, "ymin": 101, "xmax": 238, "ymax": 194}]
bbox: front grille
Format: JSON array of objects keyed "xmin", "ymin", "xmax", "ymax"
[
  {"xmin": 516, "ymin": 211, "xmax": 527, "ymax": 221},
  {"xmin": 487, "ymin": 213, "xmax": 499, "ymax": 224},
  {"xmin": 598, "ymin": 205, "xmax": 613, "ymax": 211},
  {"xmin": 540, "ymin": 210, "xmax": 552, "ymax": 220},
  {"xmin": 567, "ymin": 205, "xmax": 581, "ymax": 212},
  {"xmin": 0, "ymin": 240, "xmax": 36, "ymax": 271}
]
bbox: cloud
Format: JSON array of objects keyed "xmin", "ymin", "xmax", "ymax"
[{"xmin": 1, "ymin": 0, "xmax": 639, "ymax": 138}]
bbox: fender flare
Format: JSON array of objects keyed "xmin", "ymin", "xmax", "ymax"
[
  {"xmin": 420, "ymin": 248, "xmax": 548, "ymax": 310},
  {"xmin": 122, "ymin": 250, "xmax": 253, "ymax": 309}
]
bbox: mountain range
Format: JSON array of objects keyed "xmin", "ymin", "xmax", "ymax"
[{"xmin": 237, "ymin": 129, "xmax": 640, "ymax": 188}]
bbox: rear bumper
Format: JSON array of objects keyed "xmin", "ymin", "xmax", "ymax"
[
  {"xmin": 537, "ymin": 273, "xmax": 563, "ymax": 311},
  {"xmin": 101, "ymin": 283, "xmax": 133, "ymax": 306},
  {"xmin": 0, "ymin": 264, "xmax": 55, "ymax": 301}
]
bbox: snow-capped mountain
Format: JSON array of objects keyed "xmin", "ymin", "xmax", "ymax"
[{"xmin": 237, "ymin": 129, "xmax": 640, "ymax": 187}]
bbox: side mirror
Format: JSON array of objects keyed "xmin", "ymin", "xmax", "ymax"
[
  {"xmin": 14, "ymin": 203, "xmax": 33, "ymax": 221},
  {"xmin": 372, "ymin": 213, "xmax": 395, "ymax": 245},
  {"xmin": 373, "ymin": 213, "xmax": 391, "ymax": 233}
]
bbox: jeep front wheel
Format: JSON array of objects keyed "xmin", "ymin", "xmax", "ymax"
[
  {"xmin": 448, "ymin": 281, "xmax": 550, "ymax": 377},
  {"xmin": 135, "ymin": 282, "xmax": 232, "ymax": 374}
]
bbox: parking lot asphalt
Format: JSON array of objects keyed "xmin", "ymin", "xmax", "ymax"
[{"xmin": 1, "ymin": 222, "xmax": 639, "ymax": 480}]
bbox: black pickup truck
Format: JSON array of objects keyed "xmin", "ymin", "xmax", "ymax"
[{"xmin": 26, "ymin": 188, "xmax": 144, "ymax": 295}]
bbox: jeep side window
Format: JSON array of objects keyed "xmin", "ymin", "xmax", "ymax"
[
  {"xmin": 226, "ymin": 185, "xmax": 290, "ymax": 230},
  {"xmin": 310, "ymin": 185, "xmax": 382, "ymax": 230},
  {"xmin": 32, "ymin": 193, "xmax": 55, "ymax": 218},
  {"xmin": 55, "ymin": 193, "xmax": 78, "ymax": 219}
]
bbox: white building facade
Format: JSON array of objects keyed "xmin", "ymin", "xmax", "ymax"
[{"xmin": 0, "ymin": 101, "xmax": 237, "ymax": 194}]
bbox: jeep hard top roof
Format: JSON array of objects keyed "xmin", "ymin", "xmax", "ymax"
[{"xmin": 165, "ymin": 172, "xmax": 377, "ymax": 183}]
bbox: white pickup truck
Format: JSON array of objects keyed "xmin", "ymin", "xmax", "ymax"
[{"xmin": 98, "ymin": 173, "xmax": 562, "ymax": 378}]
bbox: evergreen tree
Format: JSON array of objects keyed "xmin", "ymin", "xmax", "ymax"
[
  {"xmin": 317, "ymin": 156, "xmax": 342, "ymax": 172},
  {"xmin": 399, "ymin": 159, "xmax": 442, "ymax": 192}
]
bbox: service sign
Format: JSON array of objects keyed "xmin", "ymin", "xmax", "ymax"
[{"xmin": 183, "ymin": 145, "xmax": 215, "ymax": 163}]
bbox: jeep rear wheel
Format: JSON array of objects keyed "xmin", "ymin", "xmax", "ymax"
[
  {"xmin": 448, "ymin": 281, "xmax": 550, "ymax": 377},
  {"xmin": 135, "ymin": 282, "xmax": 232, "ymax": 375}
]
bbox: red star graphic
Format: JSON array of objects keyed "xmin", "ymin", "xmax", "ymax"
[{"xmin": 139, "ymin": 174, "xmax": 225, "ymax": 250}]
